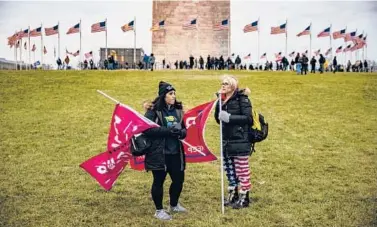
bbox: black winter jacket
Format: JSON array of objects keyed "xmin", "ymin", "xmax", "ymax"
[
  {"xmin": 215, "ymin": 89, "xmax": 253, "ymax": 157},
  {"xmin": 142, "ymin": 105, "xmax": 186, "ymax": 171}
]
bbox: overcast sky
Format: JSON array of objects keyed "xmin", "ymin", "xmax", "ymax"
[{"xmin": 0, "ymin": 0, "xmax": 376, "ymax": 65}]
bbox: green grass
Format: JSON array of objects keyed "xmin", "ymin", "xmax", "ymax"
[{"xmin": 0, "ymin": 70, "xmax": 377, "ymax": 227}]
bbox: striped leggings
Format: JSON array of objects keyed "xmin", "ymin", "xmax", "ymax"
[{"xmin": 223, "ymin": 156, "xmax": 251, "ymax": 192}]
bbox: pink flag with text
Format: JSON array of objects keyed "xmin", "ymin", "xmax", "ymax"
[{"xmin": 80, "ymin": 104, "xmax": 158, "ymax": 191}]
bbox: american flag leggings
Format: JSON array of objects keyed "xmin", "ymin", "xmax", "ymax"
[{"xmin": 223, "ymin": 156, "xmax": 251, "ymax": 192}]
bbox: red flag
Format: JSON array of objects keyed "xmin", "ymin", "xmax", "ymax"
[
  {"xmin": 183, "ymin": 101, "xmax": 217, "ymax": 163},
  {"xmin": 80, "ymin": 104, "xmax": 158, "ymax": 190}
]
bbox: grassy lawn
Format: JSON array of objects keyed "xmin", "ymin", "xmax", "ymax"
[{"xmin": 0, "ymin": 70, "xmax": 376, "ymax": 227}]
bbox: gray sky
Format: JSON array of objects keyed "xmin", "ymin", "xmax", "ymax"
[{"xmin": 1, "ymin": 1, "xmax": 376, "ymax": 66}]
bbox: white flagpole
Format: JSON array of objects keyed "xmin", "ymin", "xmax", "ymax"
[
  {"xmin": 309, "ymin": 22, "xmax": 312, "ymax": 63},
  {"xmin": 33, "ymin": 43, "xmax": 35, "ymax": 63},
  {"xmin": 134, "ymin": 17, "xmax": 136, "ymax": 67},
  {"xmin": 20, "ymin": 28, "xmax": 23, "ymax": 70},
  {"xmin": 285, "ymin": 19, "xmax": 288, "ymax": 56},
  {"xmin": 80, "ymin": 19, "xmax": 82, "ymax": 70},
  {"xmin": 218, "ymin": 95, "xmax": 225, "ymax": 215},
  {"xmin": 330, "ymin": 24, "xmax": 332, "ymax": 61},
  {"xmin": 105, "ymin": 18, "xmax": 108, "ymax": 63},
  {"xmin": 28, "ymin": 26, "xmax": 31, "ymax": 70},
  {"xmin": 228, "ymin": 18, "xmax": 230, "ymax": 57},
  {"xmin": 58, "ymin": 21, "xmax": 61, "ymax": 61},
  {"xmin": 257, "ymin": 17, "xmax": 260, "ymax": 68},
  {"xmin": 41, "ymin": 23, "xmax": 44, "ymax": 70}
]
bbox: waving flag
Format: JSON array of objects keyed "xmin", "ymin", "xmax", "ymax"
[
  {"xmin": 260, "ymin": 53, "xmax": 266, "ymax": 59},
  {"xmin": 72, "ymin": 50, "xmax": 80, "ymax": 57},
  {"xmin": 289, "ymin": 51, "xmax": 295, "ymax": 57},
  {"xmin": 121, "ymin": 20, "xmax": 134, "ymax": 32},
  {"xmin": 183, "ymin": 18, "xmax": 197, "ymax": 30},
  {"xmin": 183, "ymin": 101, "xmax": 217, "ymax": 163},
  {"xmin": 91, "ymin": 21, "xmax": 106, "ymax": 33},
  {"xmin": 243, "ymin": 54, "xmax": 251, "ymax": 59},
  {"xmin": 303, "ymin": 50, "xmax": 308, "ymax": 55},
  {"xmin": 213, "ymin": 19, "xmax": 229, "ymax": 31},
  {"xmin": 332, "ymin": 28, "xmax": 346, "ymax": 39},
  {"xmin": 67, "ymin": 23, "xmax": 80, "ymax": 35},
  {"xmin": 314, "ymin": 49, "xmax": 321, "ymax": 56},
  {"xmin": 18, "ymin": 29, "xmax": 29, "ymax": 39},
  {"xmin": 335, "ymin": 46, "xmax": 342, "ymax": 53},
  {"xmin": 275, "ymin": 52, "xmax": 282, "ymax": 58},
  {"xmin": 30, "ymin": 27, "xmax": 42, "ymax": 37},
  {"xmin": 45, "ymin": 25, "xmax": 59, "ymax": 36},
  {"xmin": 271, "ymin": 23, "xmax": 286, "ymax": 34},
  {"xmin": 297, "ymin": 25, "xmax": 311, "ymax": 37},
  {"xmin": 7, "ymin": 34, "xmax": 18, "ymax": 47},
  {"xmin": 80, "ymin": 103, "xmax": 159, "ymax": 191},
  {"xmin": 325, "ymin": 48, "xmax": 332, "ymax": 56},
  {"xmin": 353, "ymin": 33, "xmax": 364, "ymax": 44},
  {"xmin": 85, "ymin": 51, "xmax": 93, "ymax": 59},
  {"xmin": 344, "ymin": 31, "xmax": 356, "ymax": 42},
  {"xmin": 317, "ymin": 27, "xmax": 331, "ymax": 38},
  {"xmin": 150, "ymin": 20, "xmax": 165, "ymax": 31},
  {"xmin": 243, "ymin": 20, "xmax": 258, "ymax": 33},
  {"xmin": 343, "ymin": 44, "xmax": 351, "ymax": 52}
]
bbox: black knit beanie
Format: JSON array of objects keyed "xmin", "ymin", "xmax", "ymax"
[{"xmin": 158, "ymin": 81, "xmax": 175, "ymax": 96}]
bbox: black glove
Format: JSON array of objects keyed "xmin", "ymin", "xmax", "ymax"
[{"xmin": 170, "ymin": 123, "xmax": 186, "ymax": 139}]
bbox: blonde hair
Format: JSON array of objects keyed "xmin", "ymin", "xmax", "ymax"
[{"xmin": 222, "ymin": 75, "xmax": 238, "ymax": 91}]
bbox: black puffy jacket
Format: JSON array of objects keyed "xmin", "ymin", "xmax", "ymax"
[
  {"xmin": 142, "ymin": 105, "xmax": 186, "ymax": 171},
  {"xmin": 215, "ymin": 89, "xmax": 253, "ymax": 157}
]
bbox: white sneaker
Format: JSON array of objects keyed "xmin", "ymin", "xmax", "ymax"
[
  {"xmin": 169, "ymin": 203, "xmax": 187, "ymax": 212},
  {"xmin": 154, "ymin": 209, "xmax": 172, "ymax": 221}
]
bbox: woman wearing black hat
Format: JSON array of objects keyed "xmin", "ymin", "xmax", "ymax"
[{"xmin": 142, "ymin": 81, "xmax": 187, "ymax": 221}]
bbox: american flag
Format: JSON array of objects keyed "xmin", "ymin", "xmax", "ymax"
[
  {"xmin": 325, "ymin": 48, "xmax": 332, "ymax": 56},
  {"xmin": 344, "ymin": 31, "xmax": 356, "ymax": 42},
  {"xmin": 43, "ymin": 46, "xmax": 47, "ymax": 54},
  {"xmin": 332, "ymin": 28, "xmax": 346, "ymax": 39},
  {"xmin": 182, "ymin": 18, "xmax": 197, "ymax": 30},
  {"xmin": 91, "ymin": 21, "xmax": 106, "ymax": 33},
  {"xmin": 353, "ymin": 33, "xmax": 364, "ymax": 44},
  {"xmin": 275, "ymin": 52, "xmax": 282, "ymax": 58},
  {"xmin": 30, "ymin": 27, "xmax": 42, "ymax": 37},
  {"xmin": 121, "ymin": 20, "xmax": 134, "ymax": 32},
  {"xmin": 18, "ymin": 29, "xmax": 29, "ymax": 39},
  {"xmin": 213, "ymin": 19, "xmax": 229, "ymax": 31},
  {"xmin": 343, "ymin": 44, "xmax": 351, "ymax": 52},
  {"xmin": 362, "ymin": 35, "xmax": 367, "ymax": 47},
  {"xmin": 243, "ymin": 53, "xmax": 251, "ymax": 59},
  {"xmin": 350, "ymin": 43, "xmax": 359, "ymax": 52},
  {"xmin": 85, "ymin": 51, "xmax": 93, "ymax": 59},
  {"xmin": 317, "ymin": 27, "xmax": 331, "ymax": 38},
  {"xmin": 72, "ymin": 50, "xmax": 80, "ymax": 57},
  {"xmin": 66, "ymin": 23, "xmax": 80, "ymax": 35},
  {"xmin": 150, "ymin": 20, "xmax": 165, "ymax": 31},
  {"xmin": 314, "ymin": 49, "xmax": 321, "ymax": 56},
  {"xmin": 270, "ymin": 23, "xmax": 286, "ymax": 34},
  {"xmin": 335, "ymin": 46, "xmax": 342, "ymax": 53},
  {"xmin": 289, "ymin": 51, "xmax": 295, "ymax": 57},
  {"xmin": 297, "ymin": 25, "xmax": 311, "ymax": 37},
  {"xmin": 243, "ymin": 20, "xmax": 258, "ymax": 33},
  {"xmin": 45, "ymin": 25, "xmax": 59, "ymax": 36},
  {"xmin": 260, "ymin": 53, "xmax": 266, "ymax": 59},
  {"xmin": 7, "ymin": 34, "xmax": 18, "ymax": 47},
  {"xmin": 16, "ymin": 40, "xmax": 20, "ymax": 48}
]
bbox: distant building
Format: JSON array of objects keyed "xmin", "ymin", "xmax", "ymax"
[{"xmin": 99, "ymin": 48, "xmax": 145, "ymax": 68}]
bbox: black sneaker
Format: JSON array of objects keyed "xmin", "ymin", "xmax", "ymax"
[{"xmin": 232, "ymin": 191, "xmax": 250, "ymax": 209}]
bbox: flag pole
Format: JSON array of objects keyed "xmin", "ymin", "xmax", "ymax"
[
  {"xmin": 28, "ymin": 26, "xmax": 31, "ymax": 70},
  {"xmin": 228, "ymin": 17, "xmax": 231, "ymax": 57},
  {"xmin": 257, "ymin": 17, "xmax": 260, "ymax": 68},
  {"xmin": 33, "ymin": 43, "xmax": 35, "ymax": 63},
  {"xmin": 41, "ymin": 23, "xmax": 44, "ymax": 70},
  {"xmin": 20, "ymin": 28, "xmax": 23, "ymax": 70},
  {"xmin": 105, "ymin": 18, "xmax": 108, "ymax": 65},
  {"xmin": 218, "ymin": 95, "xmax": 225, "ymax": 215},
  {"xmin": 134, "ymin": 17, "xmax": 136, "ymax": 68},
  {"xmin": 80, "ymin": 19, "xmax": 82, "ymax": 70},
  {"xmin": 58, "ymin": 21, "xmax": 61, "ymax": 61},
  {"xmin": 330, "ymin": 24, "xmax": 332, "ymax": 61},
  {"xmin": 309, "ymin": 22, "xmax": 312, "ymax": 64},
  {"xmin": 285, "ymin": 19, "xmax": 288, "ymax": 56}
]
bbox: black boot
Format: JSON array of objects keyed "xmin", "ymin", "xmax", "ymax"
[
  {"xmin": 232, "ymin": 191, "xmax": 250, "ymax": 209},
  {"xmin": 224, "ymin": 187, "xmax": 239, "ymax": 206}
]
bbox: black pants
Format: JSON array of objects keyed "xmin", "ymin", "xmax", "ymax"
[
  {"xmin": 151, "ymin": 154, "xmax": 184, "ymax": 210},
  {"xmin": 301, "ymin": 64, "xmax": 308, "ymax": 75}
]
